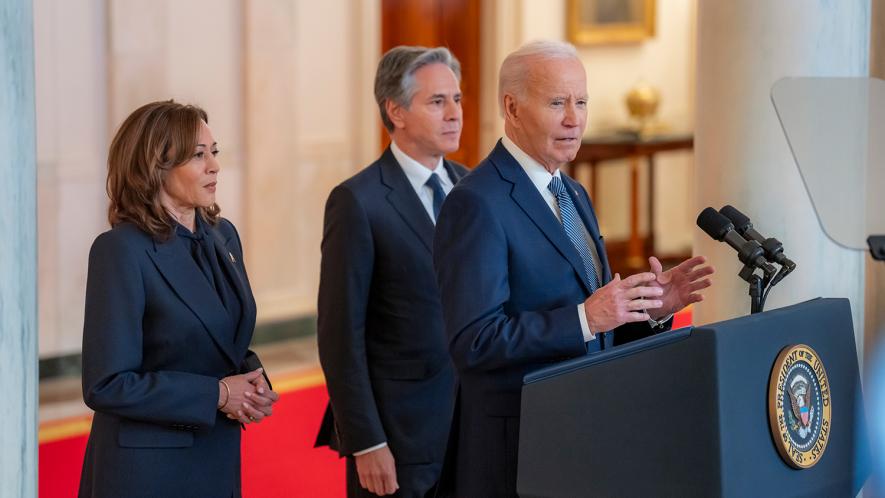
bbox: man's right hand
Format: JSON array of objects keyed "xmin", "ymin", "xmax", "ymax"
[
  {"xmin": 584, "ymin": 272, "xmax": 664, "ymax": 332},
  {"xmin": 355, "ymin": 446, "xmax": 399, "ymax": 496}
]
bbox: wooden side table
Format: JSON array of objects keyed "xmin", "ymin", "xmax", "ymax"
[{"xmin": 565, "ymin": 132, "xmax": 694, "ymax": 272}]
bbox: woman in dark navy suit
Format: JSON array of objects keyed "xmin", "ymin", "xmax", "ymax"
[{"xmin": 79, "ymin": 100, "xmax": 279, "ymax": 498}]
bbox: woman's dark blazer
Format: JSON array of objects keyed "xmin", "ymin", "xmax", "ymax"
[{"xmin": 78, "ymin": 218, "xmax": 260, "ymax": 498}]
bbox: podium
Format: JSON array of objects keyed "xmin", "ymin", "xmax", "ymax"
[{"xmin": 517, "ymin": 299, "xmax": 871, "ymax": 497}]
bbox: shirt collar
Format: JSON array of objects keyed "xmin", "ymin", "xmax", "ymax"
[
  {"xmin": 390, "ymin": 140, "xmax": 449, "ymax": 192},
  {"xmin": 175, "ymin": 213, "xmax": 208, "ymax": 240},
  {"xmin": 501, "ymin": 135, "xmax": 561, "ymax": 194}
]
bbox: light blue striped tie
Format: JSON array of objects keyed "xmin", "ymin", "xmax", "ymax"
[{"xmin": 548, "ymin": 176, "xmax": 599, "ymax": 292}]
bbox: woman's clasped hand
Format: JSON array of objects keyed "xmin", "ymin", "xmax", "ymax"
[{"xmin": 218, "ymin": 368, "xmax": 280, "ymax": 424}]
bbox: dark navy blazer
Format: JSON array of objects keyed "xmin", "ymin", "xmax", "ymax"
[
  {"xmin": 78, "ymin": 218, "xmax": 259, "ymax": 498},
  {"xmin": 433, "ymin": 141, "xmax": 661, "ymax": 497},
  {"xmin": 314, "ymin": 148, "xmax": 467, "ymax": 496}
]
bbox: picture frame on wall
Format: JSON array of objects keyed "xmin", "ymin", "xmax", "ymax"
[{"xmin": 567, "ymin": 0, "xmax": 656, "ymax": 45}]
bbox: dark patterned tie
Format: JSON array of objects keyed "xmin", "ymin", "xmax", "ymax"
[
  {"xmin": 548, "ymin": 176, "xmax": 599, "ymax": 291},
  {"xmin": 425, "ymin": 173, "xmax": 446, "ymax": 222}
]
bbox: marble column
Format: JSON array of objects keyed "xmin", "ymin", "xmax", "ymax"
[
  {"xmin": 694, "ymin": 1, "xmax": 869, "ymax": 356},
  {"xmin": 865, "ymin": 11, "xmax": 885, "ymax": 487},
  {"xmin": 0, "ymin": 1, "xmax": 38, "ymax": 497},
  {"xmin": 865, "ymin": 0, "xmax": 885, "ymax": 371}
]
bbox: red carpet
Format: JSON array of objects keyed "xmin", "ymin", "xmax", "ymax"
[
  {"xmin": 39, "ymin": 434, "xmax": 89, "ymax": 497},
  {"xmin": 672, "ymin": 307, "xmax": 692, "ymax": 329},
  {"xmin": 39, "ymin": 308, "xmax": 691, "ymax": 497},
  {"xmin": 241, "ymin": 384, "xmax": 344, "ymax": 497},
  {"xmin": 39, "ymin": 379, "xmax": 344, "ymax": 498}
]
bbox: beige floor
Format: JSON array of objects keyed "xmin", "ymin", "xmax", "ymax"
[{"xmin": 39, "ymin": 335, "xmax": 322, "ymax": 424}]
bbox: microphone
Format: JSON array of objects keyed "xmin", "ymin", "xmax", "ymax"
[
  {"xmin": 696, "ymin": 207, "xmax": 775, "ymax": 276},
  {"xmin": 719, "ymin": 205, "xmax": 796, "ymax": 273}
]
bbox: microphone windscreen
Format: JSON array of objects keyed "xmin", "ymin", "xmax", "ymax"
[
  {"xmin": 719, "ymin": 205, "xmax": 751, "ymax": 232},
  {"xmin": 697, "ymin": 207, "xmax": 732, "ymax": 241}
]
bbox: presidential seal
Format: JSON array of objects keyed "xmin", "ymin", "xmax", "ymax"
[{"xmin": 768, "ymin": 344, "xmax": 832, "ymax": 469}]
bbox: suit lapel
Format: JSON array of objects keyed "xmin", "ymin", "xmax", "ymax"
[
  {"xmin": 147, "ymin": 237, "xmax": 239, "ymax": 367},
  {"xmin": 443, "ymin": 160, "xmax": 465, "ymax": 184},
  {"xmin": 209, "ymin": 228, "xmax": 257, "ymax": 357},
  {"xmin": 379, "ymin": 147, "xmax": 435, "ymax": 253},
  {"xmin": 490, "ymin": 141, "xmax": 595, "ymax": 295},
  {"xmin": 563, "ymin": 174, "xmax": 613, "ymax": 284}
]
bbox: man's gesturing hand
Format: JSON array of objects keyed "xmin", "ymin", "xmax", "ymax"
[
  {"xmin": 355, "ymin": 446, "xmax": 399, "ymax": 496},
  {"xmin": 583, "ymin": 272, "xmax": 664, "ymax": 332},
  {"xmin": 646, "ymin": 255, "xmax": 715, "ymax": 320}
]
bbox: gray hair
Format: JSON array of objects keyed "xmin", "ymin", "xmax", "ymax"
[
  {"xmin": 375, "ymin": 46, "xmax": 462, "ymax": 131},
  {"xmin": 498, "ymin": 40, "xmax": 580, "ymax": 116}
]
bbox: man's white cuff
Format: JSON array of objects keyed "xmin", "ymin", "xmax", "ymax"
[
  {"xmin": 354, "ymin": 442, "xmax": 388, "ymax": 456},
  {"xmin": 577, "ymin": 303, "xmax": 595, "ymax": 342}
]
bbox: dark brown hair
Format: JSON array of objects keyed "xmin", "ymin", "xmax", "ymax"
[{"xmin": 106, "ymin": 100, "xmax": 220, "ymax": 239}]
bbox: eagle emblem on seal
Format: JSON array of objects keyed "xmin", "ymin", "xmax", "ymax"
[{"xmin": 788, "ymin": 375, "xmax": 814, "ymax": 438}]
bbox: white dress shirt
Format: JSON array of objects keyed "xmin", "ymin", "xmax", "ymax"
[
  {"xmin": 391, "ymin": 141, "xmax": 454, "ymax": 224},
  {"xmin": 353, "ymin": 142, "xmax": 455, "ymax": 457},
  {"xmin": 501, "ymin": 135, "xmax": 603, "ymax": 342}
]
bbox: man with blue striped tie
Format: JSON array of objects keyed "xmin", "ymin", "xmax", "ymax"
[{"xmin": 433, "ymin": 40, "xmax": 715, "ymax": 497}]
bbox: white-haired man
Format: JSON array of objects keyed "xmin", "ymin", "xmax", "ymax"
[
  {"xmin": 316, "ymin": 46, "xmax": 468, "ymax": 497},
  {"xmin": 433, "ymin": 40, "xmax": 714, "ymax": 496}
]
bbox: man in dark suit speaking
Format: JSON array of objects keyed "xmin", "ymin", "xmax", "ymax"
[
  {"xmin": 315, "ymin": 46, "xmax": 468, "ymax": 497},
  {"xmin": 433, "ymin": 40, "xmax": 715, "ymax": 497}
]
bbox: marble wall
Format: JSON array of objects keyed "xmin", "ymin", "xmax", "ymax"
[
  {"xmin": 34, "ymin": 0, "xmax": 109, "ymax": 356},
  {"xmin": 1, "ymin": 0, "xmax": 38, "ymax": 495},
  {"xmin": 34, "ymin": 0, "xmax": 379, "ymax": 357},
  {"xmin": 241, "ymin": 0, "xmax": 380, "ymax": 321}
]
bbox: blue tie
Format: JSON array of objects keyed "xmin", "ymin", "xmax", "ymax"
[
  {"xmin": 426, "ymin": 173, "xmax": 446, "ymax": 222},
  {"xmin": 548, "ymin": 176, "xmax": 599, "ymax": 291}
]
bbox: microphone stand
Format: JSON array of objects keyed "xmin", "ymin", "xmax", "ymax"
[
  {"xmin": 738, "ymin": 263, "xmax": 773, "ymax": 314},
  {"xmin": 730, "ymin": 238, "xmax": 777, "ymax": 314},
  {"xmin": 740, "ymin": 259, "xmax": 798, "ymax": 314}
]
